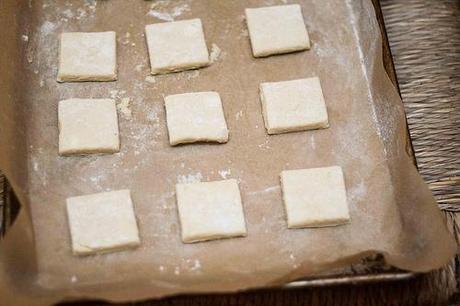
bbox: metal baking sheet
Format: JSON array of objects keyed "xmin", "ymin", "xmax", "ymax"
[{"xmin": 0, "ymin": 0, "xmax": 454, "ymax": 304}]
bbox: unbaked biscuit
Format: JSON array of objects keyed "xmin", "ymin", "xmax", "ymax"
[
  {"xmin": 281, "ymin": 166, "xmax": 350, "ymax": 228},
  {"xmin": 164, "ymin": 92, "xmax": 228, "ymax": 145},
  {"xmin": 176, "ymin": 179, "xmax": 247, "ymax": 243},
  {"xmin": 57, "ymin": 31, "xmax": 117, "ymax": 82},
  {"xmin": 260, "ymin": 77, "xmax": 329, "ymax": 135},
  {"xmin": 58, "ymin": 98, "xmax": 120, "ymax": 155},
  {"xmin": 145, "ymin": 19, "xmax": 210, "ymax": 74},
  {"xmin": 66, "ymin": 190, "xmax": 140, "ymax": 255},
  {"xmin": 245, "ymin": 4, "xmax": 310, "ymax": 57}
]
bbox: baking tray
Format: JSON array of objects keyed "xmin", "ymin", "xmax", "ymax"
[{"xmin": 0, "ymin": 0, "xmax": 417, "ymax": 291}]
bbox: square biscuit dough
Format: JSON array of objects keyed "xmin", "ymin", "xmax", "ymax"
[
  {"xmin": 245, "ymin": 4, "xmax": 310, "ymax": 57},
  {"xmin": 260, "ymin": 77, "xmax": 329, "ymax": 135},
  {"xmin": 164, "ymin": 91, "xmax": 229, "ymax": 145},
  {"xmin": 58, "ymin": 98, "xmax": 120, "ymax": 155},
  {"xmin": 176, "ymin": 179, "xmax": 247, "ymax": 243},
  {"xmin": 145, "ymin": 19, "xmax": 210, "ymax": 75},
  {"xmin": 66, "ymin": 190, "xmax": 140, "ymax": 255},
  {"xmin": 57, "ymin": 31, "xmax": 117, "ymax": 82},
  {"xmin": 281, "ymin": 166, "xmax": 350, "ymax": 228}
]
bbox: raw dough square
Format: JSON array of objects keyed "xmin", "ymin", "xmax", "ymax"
[
  {"xmin": 58, "ymin": 98, "xmax": 120, "ymax": 155},
  {"xmin": 145, "ymin": 19, "xmax": 210, "ymax": 75},
  {"xmin": 57, "ymin": 31, "xmax": 117, "ymax": 82},
  {"xmin": 281, "ymin": 166, "xmax": 350, "ymax": 228},
  {"xmin": 176, "ymin": 179, "xmax": 247, "ymax": 243},
  {"xmin": 164, "ymin": 91, "xmax": 229, "ymax": 145},
  {"xmin": 260, "ymin": 77, "xmax": 329, "ymax": 135},
  {"xmin": 245, "ymin": 4, "xmax": 310, "ymax": 57},
  {"xmin": 66, "ymin": 190, "xmax": 140, "ymax": 255}
]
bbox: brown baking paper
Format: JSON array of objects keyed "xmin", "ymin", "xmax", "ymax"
[{"xmin": 0, "ymin": 0, "xmax": 456, "ymax": 305}]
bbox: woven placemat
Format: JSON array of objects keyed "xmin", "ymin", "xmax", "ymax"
[
  {"xmin": 0, "ymin": 0, "xmax": 458, "ymax": 305},
  {"xmin": 382, "ymin": 0, "xmax": 460, "ymax": 212}
]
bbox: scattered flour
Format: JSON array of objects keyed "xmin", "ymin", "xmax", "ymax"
[
  {"xmin": 184, "ymin": 70, "xmax": 200, "ymax": 79},
  {"xmin": 84, "ymin": 0, "xmax": 97, "ymax": 13},
  {"xmin": 146, "ymin": 109, "xmax": 159, "ymax": 123},
  {"xmin": 177, "ymin": 172, "xmax": 203, "ymax": 184},
  {"xmin": 248, "ymin": 186, "xmax": 280, "ymax": 196},
  {"xmin": 21, "ymin": 35, "xmax": 29, "ymax": 42},
  {"xmin": 89, "ymin": 174, "xmax": 104, "ymax": 184},
  {"xmin": 62, "ymin": 9, "xmax": 74, "ymax": 19},
  {"xmin": 117, "ymin": 98, "xmax": 132, "ymax": 120},
  {"xmin": 190, "ymin": 259, "xmax": 201, "ymax": 271},
  {"xmin": 235, "ymin": 110, "xmax": 243, "ymax": 120},
  {"xmin": 218, "ymin": 169, "xmax": 231, "ymax": 179},
  {"xmin": 240, "ymin": 28, "xmax": 249, "ymax": 38},
  {"xmin": 40, "ymin": 21, "xmax": 56, "ymax": 37},
  {"xmin": 348, "ymin": 180, "xmax": 367, "ymax": 202},
  {"xmin": 26, "ymin": 52, "xmax": 34, "ymax": 63},
  {"xmin": 310, "ymin": 135, "xmax": 316, "ymax": 149},
  {"xmin": 145, "ymin": 75, "xmax": 156, "ymax": 83},
  {"xmin": 76, "ymin": 8, "xmax": 88, "ymax": 19},
  {"xmin": 109, "ymin": 90, "xmax": 119, "ymax": 99},
  {"xmin": 119, "ymin": 32, "xmax": 132, "ymax": 45},
  {"xmin": 174, "ymin": 266, "xmax": 180, "ymax": 275},
  {"xmin": 147, "ymin": 2, "xmax": 190, "ymax": 22},
  {"xmin": 157, "ymin": 191, "xmax": 175, "ymax": 210},
  {"xmin": 109, "ymin": 89, "xmax": 126, "ymax": 99},
  {"xmin": 289, "ymin": 254, "xmax": 300, "ymax": 268},
  {"xmin": 258, "ymin": 138, "xmax": 270, "ymax": 149},
  {"xmin": 32, "ymin": 161, "xmax": 39, "ymax": 172},
  {"xmin": 210, "ymin": 43, "xmax": 222, "ymax": 63}
]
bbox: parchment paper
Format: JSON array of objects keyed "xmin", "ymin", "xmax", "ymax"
[{"xmin": 0, "ymin": 0, "xmax": 456, "ymax": 305}]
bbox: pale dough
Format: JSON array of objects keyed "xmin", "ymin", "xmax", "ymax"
[
  {"xmin": 175, "ymin": 179, "xmax": 247, "ymax": 243},
  {"xmin": 66, "ymin": 190, "xmax": 140, "ymax": 255},
  {"xmin": 245, "ymin": 4, "xmax": 310, "ymax": 57},
  {"xmin": 164, "ymin": 91, "xmax": 229, "ymax": 146},
  {"xmin": 58, "ymin": 98, "xmax": 120, "ymax": 155},
  {"xmin": 281, "ymin": 166, "xmax": 350, "ymax": 228},
  {"xmin": 260, "ymin": 77, "xmax": 329, "ymax": 135},
  {"xmin": 145, "ymin": 19, "xmax": 210, "ymax": 75},
  {"xmin": 57, "ymin": 31, "xmax": 117, "ymax": 82}
]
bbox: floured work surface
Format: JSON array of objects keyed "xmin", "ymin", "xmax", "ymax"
[{"xmin": 0, "ymin": 0, "xmax": 455, "ymax": 304}]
